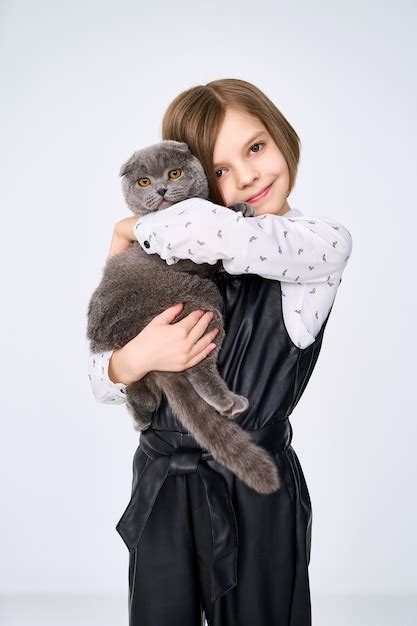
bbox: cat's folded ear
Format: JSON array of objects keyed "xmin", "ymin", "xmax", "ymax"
[
  {"xmin": 119, "ymin": 153, "xmax": 138, "ymax": 177},
  {"xmin": 163, "ymin": 140, "xmax": 190, "ymax": 153}
]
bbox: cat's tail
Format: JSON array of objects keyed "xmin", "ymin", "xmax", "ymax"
[{"xmin": 154, "ymin": 372, "xmax": 281, "ymax": 494}]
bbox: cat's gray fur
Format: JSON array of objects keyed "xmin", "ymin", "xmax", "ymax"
[{"xmin": 87, "ymin": 140, "xmax": 281, "ymax": 494}]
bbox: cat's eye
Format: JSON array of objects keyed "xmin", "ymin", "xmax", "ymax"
[
  {"xmin": 137, "ymin": 177, "xmax": 151, "ymax": 187},
  {"xmin": 168, "ymin": 169, "xmax": 182, "ymax": 180}
]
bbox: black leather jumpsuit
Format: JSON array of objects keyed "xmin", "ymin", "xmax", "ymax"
[{"xmin": 116, "ymin": 268, "xmax": 334, "ymax": 626}]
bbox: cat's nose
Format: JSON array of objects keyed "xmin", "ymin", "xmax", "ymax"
[{"xmin": 157, "ymin": 188, "xmax": 167, "ymax": 197}]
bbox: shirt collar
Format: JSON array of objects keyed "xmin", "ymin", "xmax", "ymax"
[{"xmin": 283, "ymin": 207, "xmax": 302, "ymax": 217}]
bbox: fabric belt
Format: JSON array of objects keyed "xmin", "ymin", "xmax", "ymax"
[{"xmin": 116, "ymin": 417, "xmax": 293, "ymax": 604}]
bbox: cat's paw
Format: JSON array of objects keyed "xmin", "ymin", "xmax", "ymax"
[
  {"xmin": 222, "ymin": 393, "xmax": 249, "ymax": 419},
  {"xmin": 228, "ymin": 202, "xmax": 255, "ymax": 218},
  {"xmin": 132, "ymin": 416, "xmax": 153, "ymax": 432}
]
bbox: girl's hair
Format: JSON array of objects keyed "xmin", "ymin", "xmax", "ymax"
[{"xmin": 161, "ymin": 78, "xmax": 301, "ymax": 205}]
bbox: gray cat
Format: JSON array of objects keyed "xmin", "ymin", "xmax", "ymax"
[{"xmin": 87, "ymin": 140, "xmax": 281, "ymax": 494}]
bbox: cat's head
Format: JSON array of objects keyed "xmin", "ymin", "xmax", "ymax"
[{"xmin": 119, "ymin": 140, "xmax": 209, "ymax": 216}]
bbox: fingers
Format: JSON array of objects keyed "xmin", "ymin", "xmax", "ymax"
[
  {"xmin": 173, "ymin": 308, "xmax": 220, "ymax": 368},
  {"xmin": 186, "ymin": 310, "xmax": 215, "ymax": 345},
  {"xmin": 107, "ymin": 217, "xmax": 138, "ymax": 261},
  {"xmin": 186, "ymin": 326, "xmax": 219, "ymax": 364},
  {"xmin": 158, "ymin": 302, "xmax": 185, "ymax": 323},
  {"xmin": 175, "ymin": 308, "xmax": 208, "ymax": 334},
  {"xmin": 184, "ymin": 342, "xmax": 218, "ymax": 369},
  {"xmin": 185, "ymin": 310, "xmax": 220, "ymax": 362},
  {"xmin": 107, "ymin": 232, "xmax": 132, "ymax": 260}
]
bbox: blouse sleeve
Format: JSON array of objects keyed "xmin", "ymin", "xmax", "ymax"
[
  {"xmin": 88, "ymin": 350, "xmax": 127, "ymax": 405},
  {"xmin": 133, "ymin": 197, "xmax": 353, "ymax": 283},
  {"xmin": 133, "ymin": 197, "xmax": 353, "ymax": 350}
]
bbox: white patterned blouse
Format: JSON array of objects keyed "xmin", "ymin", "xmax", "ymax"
[{"xmin": 88, "ymin": 200, "xmax": 352, "ymax": 404}]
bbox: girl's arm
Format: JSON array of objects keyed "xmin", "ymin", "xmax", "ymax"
[
  {"xmin": 133, "ymin": 198, "xmax": 353, "ymax": 349},
  {"xmin": 281, "ymin": 279, "xmax": 343, "ymax": 349},
  {"xmin": 133, "ymin": 197, "xmax": 352, "ymax": 282},
  {"xmin": 88, "ymin": 304, "xmax": 219, "ymax": 403},
  {"xmin": 88, "ymin": 350, "xmax": 128, "ymax": 404}
]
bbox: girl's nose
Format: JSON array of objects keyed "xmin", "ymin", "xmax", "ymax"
[{"xmin": 235, "ymin": 166, "xmax": 260, "ymax": 190}]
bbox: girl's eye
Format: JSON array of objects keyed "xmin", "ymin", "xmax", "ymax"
[
  {"xmin": 215, "ymin": 142, "xmax": 265, "ymax": 179},
  {"xmin": 137, "ymin": 177, "xmax": 151, "ymax": 187},
  {"xmin": 168, "ymin": 169, "xmax": 182, "ymax": 180},
  {"xmin": 250, "ymin": 141, "xmax": 264, "ymax": 154}
]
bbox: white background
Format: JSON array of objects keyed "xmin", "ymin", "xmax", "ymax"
[{"xmin": 1, "ymin": 0, "xmax": 416, "ymax": 603}]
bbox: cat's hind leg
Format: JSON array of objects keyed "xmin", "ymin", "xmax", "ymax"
[{"xmin": 184, "ymin": 359, "xmax": 249, "ymax": 418}]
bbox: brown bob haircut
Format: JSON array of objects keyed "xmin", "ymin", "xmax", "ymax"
[{"xmin": 161, "ymin": 78, "xmax": 301, "ymax": 206}]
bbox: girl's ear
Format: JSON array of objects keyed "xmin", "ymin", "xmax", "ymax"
[{"xmin": 119, "ymin": 152, "xmax": 138, "ymax": 177}]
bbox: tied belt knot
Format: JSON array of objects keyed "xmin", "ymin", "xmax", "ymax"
[{"xmin": 116, "ymin": 418, "xmax": 292, "ymax": 604}]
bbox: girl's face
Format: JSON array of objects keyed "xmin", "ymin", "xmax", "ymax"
[{"xmin": 212, "ymin": 107, "xmax": 291, "ymax": 216}]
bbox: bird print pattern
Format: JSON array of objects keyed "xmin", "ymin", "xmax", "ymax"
[{"xmin": 88, "ymin": 200, "xmax": 352, "ymax": 404}]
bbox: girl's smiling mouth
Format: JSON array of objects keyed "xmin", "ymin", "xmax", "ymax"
[{"xmin": 246, "ymin": 181, "xmax": 274, "ymax": 203}]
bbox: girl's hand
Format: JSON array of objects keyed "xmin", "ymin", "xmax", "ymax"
[
  {"xmin": 108, "ymin": 303, "xmax": 220, "ymax": 385},
  {"xmin": 107, "ymin": 216, "xmax": 138, "ymax": 260}
]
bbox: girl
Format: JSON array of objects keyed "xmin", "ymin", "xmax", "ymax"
[{"xmin": 88, "ymin": 78, "xmax": 352, "ymax": 626}]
